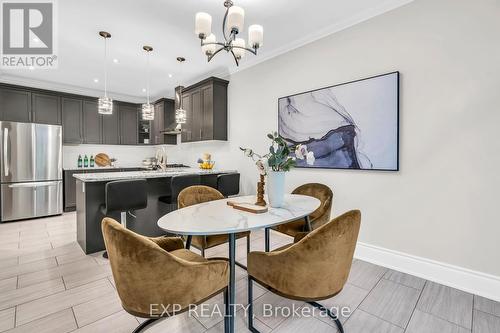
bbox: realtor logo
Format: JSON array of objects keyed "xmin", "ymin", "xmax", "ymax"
[{"xmin": 1, "ymin": 0, "xmax": 58, "ymax": 68}]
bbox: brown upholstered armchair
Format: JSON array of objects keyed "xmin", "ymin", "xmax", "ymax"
[
  {"xmin": 102, "ymin": 218, "xmax": 229, "ymax": 333},
  {"xmin": 247, "ymin": 210, "xmax": 361, "ymax": 333},
  {"xmin": 178, "ymin": 186, "xmax": 251, "ymax": 261},
  {"xmin": 271, "ymin": 183, "xmax": 333, "ymax": 241}
]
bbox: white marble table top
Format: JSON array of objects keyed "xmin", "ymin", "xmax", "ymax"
[
  {"xmin": 157, "ymin": 194, "xmax": 321, "ymax": 235},
  {"xmin": 73, "ymin": 168, "xmax": 238, "ymax": 182}
]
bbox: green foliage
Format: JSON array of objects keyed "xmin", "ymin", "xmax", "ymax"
[{"xmin": 265, "ymin": 132, "xmax": 296, "ymax": 172}]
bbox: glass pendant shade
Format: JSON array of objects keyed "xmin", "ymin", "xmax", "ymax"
[
  {"xmin": 142, "ymin": 103, "xmax": 154, "ymax": 121},
  {"xmin": 98, "ymin": 96, "xmax": 113, "ymax": 115},
  {"xmin": 175, "ymin": 108, "xmax": 187, "ymax": 124},
  {"xmin": 202, "ymin": 34, "xmax": 217, "ymax": 55},
  {"xmin": 232, "ymin": 38, "xmax": 246, "ymax": 59},
  {"xmin": 248, "ymin": 24, "xmax": 263, "ymax": 48},
  {"xmin": 195, "ymin": 12, "xmax": 212, "ymax": 38},
  {"xmin": 227, "ymin": 6, "xmax": 244, "ymax": 32}
]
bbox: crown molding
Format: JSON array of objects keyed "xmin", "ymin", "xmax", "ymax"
[
  {"xmin": 0, "ymin": 73, "xmax": 147, "ymax": 103},
  {"xmin": 222, "ymin": 0, "xmax": 415, "ymax": 77}
]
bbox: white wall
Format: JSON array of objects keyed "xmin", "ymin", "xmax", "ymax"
[{"xmin": 166, "ymin": 0, "xmax": 500, "ymax": 279}]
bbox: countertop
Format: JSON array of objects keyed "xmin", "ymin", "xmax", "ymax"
[
  {"xmin": 73, "ymin": 168, "xmax": 238, "ymax": 182},
  {"xmin": 63, "ymin": 166, "xmax": 147, "ymax": 171}
]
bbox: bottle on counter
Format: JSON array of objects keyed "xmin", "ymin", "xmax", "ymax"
[
  {"xmin": 84, "ymin": 155, "xmax": 89, "ymax": 168},
  {"xmin": 90, "ymin": 155, "xmax": 95, "ymax": 168},
  {"xmin": 77, "ymin": 155, "xmax": 82, "ymax": 168}
]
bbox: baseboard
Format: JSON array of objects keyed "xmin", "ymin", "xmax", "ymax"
[{"xmin": 354, "ymin": 242, "xmax": 500, "ymax": 302}]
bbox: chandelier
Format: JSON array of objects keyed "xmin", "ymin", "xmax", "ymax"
[
  {"xmin": 141, "ymin": 45, "xmax": 154, "ymax": 121},
  {"xmin": 175, "ymin": 57, "xmax": 187, "ymax": 125},
  {"xmin": 98, "ymin": 31, "xmax": 113, "ymax": 115},
  {"xmin": 195, "ymin": 0, "xmax": 263, "ymax": 66}
]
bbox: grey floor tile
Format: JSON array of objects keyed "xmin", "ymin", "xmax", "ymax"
[
  {"xmin": 406, "ymin": 309, "xmax": 470, "ymax": 333},
  {"xmin": 0, "ymin": 278, "xmax": 17, "ymax": 293},
  {"xmin": 4, "ymin": 309, "xmax": 77, "ymax": 333},
  {"xmin": 72, "ymin": 291, "xmax": 122, "ymax": 327},
  {"xmin": 71, "ymin": 310, "xmax": 138, "ymax": 333},
  {"xmin": 0, "ymin": 278, "xmax": 65, "ymax": 311},
  {"xmin": 348, "ymin": 260, "xmax": 388, "ymax": 290},
  {"xmin": 317, "ymin": 283, "xmax": 369, "ymax": 325},
  {"xmin": 273, "ymin": 315, "xmax": 338, "ymax": 333},
  {"xmin": 252, "ymin": 291, "xmax": 305, "ymax": 329},
  {"xmin": 359, "ymin": 278, "xmax": 421, "ymax": 327},
  {"xmin": 384, "ymin": 269, "xmax": 426, "ymax": 290},
  {"xmin": 474, "ymin": 295, "xmax": 500, "ymax": 317},
  {"xmin": 143, "ymin": 312, "xmax": 206, "ymax": 333},
  {"xmin": 417, "ymin": 281, "xmax": 473, "ymax": 329},
  {"xmin": 473, "ymin": 309, "xmax": 500, "ymax": 333},
  {"xmin": 206, "ymin": 308, "xmax": 272, "ymax": 333},
  {"xmin": 0, "ymin": 307, "xmax": 15, "ymax": 332},
  {"xmin": 343, "ymin": 309, "xmax": 403, "ymax": 333}
]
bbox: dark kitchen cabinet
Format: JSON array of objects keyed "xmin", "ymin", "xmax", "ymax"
[
  {"xmin": 102, "ymin": 102, "xmax": 120, "ymax": 145},
  {"xmin": 0, "ymin": 87, "xmax": 31, "ymax": 122},
  {"xmin": 62, "ymin": 97, "xmax": 83, "ymax": 144},
  {"xmin": 151, "ymin": 101, "xmax": 165, "ymax": 144},
  {"xmin": 179, "ymin": 77, "xmax": 228, "ymax": 143},
  {"xmin": 82, "ymin": 100, "xmax": 102, "ymax": 144},
  {"xmin": 32, "ymin": 93, "xmax": 61, "ymax": 125},
  {"xmin": 119, "ymin": 103, "xmax": 138, "ymax": 145}
]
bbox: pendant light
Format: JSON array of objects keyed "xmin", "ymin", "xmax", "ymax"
[
  {"xmin": 175, "ymin": 57, "xmax": 187, "ymax": 125},
  {"xmin": 141, "ymin": 46, "xmax": 154, "ymax": 121},
  {"xmin": 98, "ymin": 31, "xmax": 113, "ymax": 115}
]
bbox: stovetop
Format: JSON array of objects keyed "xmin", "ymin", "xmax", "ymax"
[{"xmin": 165, "ymin": 164, "xmax": 190, "ymax": 168}]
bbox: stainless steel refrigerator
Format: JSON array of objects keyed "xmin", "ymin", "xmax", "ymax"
[{"xmin": 0, "ymin": 121, "xmax": 62, "ymax": 222}]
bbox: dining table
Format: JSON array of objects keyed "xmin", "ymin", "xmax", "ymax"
[{"xmin": 157, "ymin": 194, "xmax": 321, "ymax": 333}]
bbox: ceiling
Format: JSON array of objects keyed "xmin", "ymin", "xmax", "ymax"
[{"xmin": 0, "ymin": 0, "xmax": 412, "ymax": 102}]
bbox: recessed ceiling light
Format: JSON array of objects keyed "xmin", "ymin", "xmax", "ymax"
[
  {"xmin": 93, "ymin": 78, "xmax": 99, "ymax": 83},
  {"xmin": 113, "ymin": 58, "xmax": 118, "ymax": 63},
  {"xmin": 142, "ymin": 88, "xmax": 147, "ymax": 92},
  {"xmin": 168, "ymin": 73, "xmax": 173, "ymax": 78}
]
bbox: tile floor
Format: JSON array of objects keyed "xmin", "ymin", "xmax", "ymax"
[{"xmin": 0, "ymin": 213, "xmax": 498, "ymax": 332}]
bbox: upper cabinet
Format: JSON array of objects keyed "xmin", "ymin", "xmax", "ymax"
[
  {"xmin": 82, "ymin": 100, "xmax": 102, "ymax": 144},
  {"xmin": 118, "ymin": 103, "xmax": 139, "ymax": 145},
  {"xmin": 0, "ymin": 86, "xmax": 32, "ymax": 122},
  {"xmin": 177, "ymin": 77, "xmax": 228, "ymax": 143},
  {"xmin": 62, "ymin": 97, "xmax": 83, "ymax": 144},
  {"xmin": 102, "ymin": 102, "xmax": 120, "ymax": 145},
  {"xmin": 32, "ymin": 93, "xmax": 61, "ymax": 125}
]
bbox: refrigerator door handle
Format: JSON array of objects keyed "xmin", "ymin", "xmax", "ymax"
[
  {"xmin": 8, "ymin": 181, "xmax": 60, "ymax": 188},
  {"xmin": 3, "ymin": 128, "xmax": 9, "ymax": 177}
]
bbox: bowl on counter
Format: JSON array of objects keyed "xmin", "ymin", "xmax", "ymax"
[{"xmin": 198, "ymin": 161, "xmax": 215, "ymax": 170}]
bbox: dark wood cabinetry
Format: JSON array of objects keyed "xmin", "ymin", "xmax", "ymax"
[
  {"xmin": 102, "ymin": 102, "xmax": 120, "ymax": 144},
  {"xmin": 0, "ymin": 87, "xmax": 32, "ymax": 122},
  {"xmin": 82, "ymin": 100, "xmax": 102, "ymax": 144},
  {"xmin": 177, "ymin": 77, "xmax": 228, "ymax": 143},
  {"xmin": 32, "ymin": 93, "xmax": 61, "ymax": 125},
  {"xmin": 118, "ymin": 103, "xmax": 139, "ymax": 145},
  {"xmin": 62, "ymin": 97, "xmax": 83, "ymax": 144}
]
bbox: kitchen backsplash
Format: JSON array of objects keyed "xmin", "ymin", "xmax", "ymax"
[{"xmin": 63, "ymin": 144, "xmax": 159, "ymax": 169}]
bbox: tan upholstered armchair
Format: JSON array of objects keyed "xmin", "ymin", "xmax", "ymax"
[
  {"xmin": 178, "ymin": 186, "xmax": 251, "ymax": 261},
  {"xmin": 247, "ymin": 210, "xmax": 361, "ymax": 333},
  {"xmin": 102, "ymin": 218, "xmax": 229, "ymax": 332},
  {"xmin": 272, "ymin": 183, "xmax": 333, "ymax": 238}
]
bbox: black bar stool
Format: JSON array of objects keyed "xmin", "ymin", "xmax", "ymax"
[
  {"xmin": 217, "ymin": 173, "xmax": 240, "ymax": 197},
  {"xmin": 159, "ymin": 174, "xmax": 201, "ymax": 207},
  {"xmin": 101, "ymin": 179, "xmax": 148, "ymax": 258}
]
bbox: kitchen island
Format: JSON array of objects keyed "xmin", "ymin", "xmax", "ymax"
[{"xmin": 74, "ymin": 168, "xmax": 237, "ymax": 254}]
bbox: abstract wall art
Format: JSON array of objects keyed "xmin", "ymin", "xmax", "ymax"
[{"xmin": 278, "ymin": 72, "xmax": 399, "ymax": 171}]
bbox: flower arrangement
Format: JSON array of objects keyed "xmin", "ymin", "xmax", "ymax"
[{"xmin": 240, "ymin": 132, "xmax": 314, "ymax": 174}]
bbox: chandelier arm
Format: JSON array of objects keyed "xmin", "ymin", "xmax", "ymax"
[
  {"xmin": 230, "ymin": 49, "xmax": 240, "ymax": 66},
  {"xmin": 200, "ymin": 40, "xmax": 226, "ymax": 48},
  {"xmin": 231, "ymin": 45, "xmax": 258, "ymax": 56},
  {"xmin": 207, "ymin": 46, "xmax": 227, "ymax": 62},
  {"xmin": 222, "ymin": 6, "xmax": 231, "ymax": 43}
]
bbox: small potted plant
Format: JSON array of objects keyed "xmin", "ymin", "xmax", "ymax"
[{"xmin": 241, "ymin": 132, "xmax": 314, "ymax": 207}]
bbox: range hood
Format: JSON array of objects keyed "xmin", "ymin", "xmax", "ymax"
[{"xmin": 160, "ymin": 123, "xmax": 182, "ymax": 135}]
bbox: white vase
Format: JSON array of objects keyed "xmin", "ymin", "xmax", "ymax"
[{"xmin": 267, "ymin": 171, "xmax": 286, "ymax": 208}]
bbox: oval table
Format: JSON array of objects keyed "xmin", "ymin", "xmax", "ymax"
[{"xmin": 158, "ymin": 194, "xmax": 320, "ymax": 333}]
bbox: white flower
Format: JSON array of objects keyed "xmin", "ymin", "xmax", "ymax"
[
  {"xmin": 244, "ymin": 148, "xmax": 253, "ymax": 157},
  {"xmin": 255, "ymin": 159, "xmax": 267, "ymax": 175},
  {"xmin": 306, "ymin": 151, "xmax": 315, "ymax": 165},
  {"xmin": 295, "ymin": 144, "xmax": 308, "ymax": 160}
]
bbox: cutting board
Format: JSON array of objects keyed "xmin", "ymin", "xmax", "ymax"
[
  {"xmin": 227, "ymin": 201, "xmax": 268, "ymax": 214},
  {"xmin": 95, "ymin": 153, "xmax": 111, "ymax": 167}
]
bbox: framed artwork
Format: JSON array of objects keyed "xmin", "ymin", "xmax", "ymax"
[{"xmin": 278, "ymin": 71, "xmax": 399, "ymax": 171}]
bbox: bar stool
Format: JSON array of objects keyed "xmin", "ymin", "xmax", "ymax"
[
  {"xmin": 158, "ymin": 174, "xmax": 201, "ymax": 207},
  {"xmin": 217, "ymin": 173, "xmax": 240, "ymax": 197},
  {"xmin": 101, "ymin": 179, "xmax": 148, "ymax": 258}
]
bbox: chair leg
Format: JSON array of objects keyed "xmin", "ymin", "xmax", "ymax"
[
  {"xmin": 201, "ymin": 247, "xmax": 205, "ymax": 257},
  {"xmin": 307, "ymin": 301, "xmax": 344, "ymax": 333},
  {"xmin": 132, "ymin": 318, "xmax": 159, "ymax": 333},
  {"xmin": 102, "ymin": 251, "xmax": 108, "ymax": 259},
  {"xmin": 246, "ymin": 234, "xmax": 251, "ymax": 254},
  {"xmin": 247, "ymin": 276, "xmax": 260, "ymax": 333},
  {"xmin": 264, "ymin": 228, "xmax": 270, "ymax": 252},
  {"xmin": 185, "ymin": 235, "xmax": 192, "ymax": 249},
  {"xmin": 224, "ymin": 287, "xmax": 230, "ymax": 333}
]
